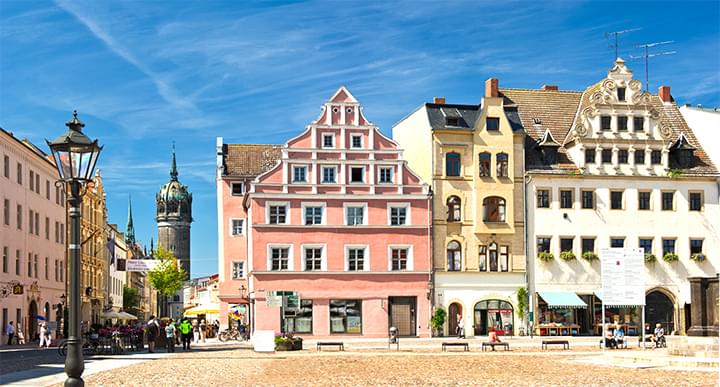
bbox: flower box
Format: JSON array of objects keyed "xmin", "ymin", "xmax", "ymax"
[
  {"xmin": 560, "ymin": 251, "xmax": 576, "ymax": 261},
  {"xmin": 582, "ymin": 251, "xmax": 598, "ymax": 261},
  {"xmin": 690, "ymin": 253, "xmax": 706, "ymax": 262},
  {"xmin": 644, "ymin": 253, "xmax": 656, "ymax": 263},
  {"xmin": 663, "ymin": 253, "xmax": 679, "ymax": 263},
  {"xmin": 538, "ymin": 251, "xmax": 554, "ymax": 262}
]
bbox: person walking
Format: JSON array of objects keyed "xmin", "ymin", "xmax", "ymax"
[
  {"xmin": 199, "ymin": 319, "xmax": 207, "ymax": 343},
  {"xmin": 38, "ymin": 322, "xmax": 50, "ymax": 348},
  {"xmin": 456, "ymin": 315, "xmax": 464, "ymax": 339},
  {"xmin": 164, "ymin": 319, "xmax": 177, "ymax": 353},
  {"xmin": 146, "ymin": 316, "xmax": 159, "ymax": 353},
  {"xmin": 192, "ymin": 319, "xmax": 199, "ymax": 344},
  {"xmin": 179, "ymin": 318, "xmax": 192, "ymax": 350},
  {"xmin": 5, "ymin": 321, "xmax": 15, "ymax": 345}
]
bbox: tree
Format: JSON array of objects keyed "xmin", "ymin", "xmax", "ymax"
[
  {"xmin": 516, "ymin": 287, "xmax": 529, "ymax": 321},
  {"xmin": 147, "ymin": 246, "xmax": 186, "ymax": 296},
  {"xmin": 430, "ymin": 307, "xmax": 447, "ymax": 337},
  {"xmin": 123, "ymin": 286, "xmax": 140, "ymax": 311}
]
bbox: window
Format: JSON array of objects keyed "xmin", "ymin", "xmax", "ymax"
[
  {"xmin": 346, "ymin": 205, "xmax": 364, "ymax": 226},
  {"xmin": 689, "ymin": 192, "xmax": 702, "ymax": 211},
  {"xmin": 581, "ymin": 190, "xmax": 594, "ymax": 209},
  {"xmin": 479, "ymin": 153, "xmax": 491, "ymax": 177},
  {"xmin": 34, "ymin": 212, "xmax": 39, "ymax": 235},
  {"xmin": 536, "ymin": 189, "xmax": 550, "ymax": 208},
  {"xmin": 634, "ymin": 116, "xmax": 644, "ymax": 132},
  {"xmin": 322, "ymin": 167, "xmax": 336, "ymax": 183},
  {"xmin": 231, "ymin": 219, "xmax": 244, "ymax": 236},
  {"xmin": 347, "ymin": 248, "xmax": 365, "ymax": 271},
  {"xmin": 17, "ymin": 163, "xmax": 23, "ymax": 185},
  {"xmin": 560, "ymin": 190, "xmax": 573, "ymax": 209},
  {"xmin": 560, "ymin": 238, "xmax": 573, "ymax": 253},
  {"xmin": 617, "ymin": 116, "xmax": 628, "ymax": 131},
  {"xmin": 268, "ymin": 205, "xmax": 287, "ymax": 224},
  {"xmin": 389, "ymin": 206, "xmax": 407, "ymax": 226},
  {"xmin": 661, "ymin": 191, "xmax": 674, "ymax": 211},
  {"xmin": 651, "ymin": 150, "xmax": 662, "ymax": 164},
  {"xmin": 304, "ymin": 206, "xmax": 323, "ymax": 225},
  {"xmin": 610, "ymin": 238, "xmax": 625, "ymax": 248},
  {"xmin": 617, "ymin": 87, "xmax": 626, "ymax": 101},
  {"xmin": 44, "ymin": 257, "xmax": 48, "ymax": 280},
  {"xmin": 496, "ymin": 153, "xmax": 508, "ymax": 177},
  {"xmin": 690, "ymin": 239, "xmax": 703, "ymax": 255},
  {"xmin": 446, "ymin": 196, "xmax": 461, "ymax": 222},
  {"xmin": 662, "ymin": 239, "xmax": 676, "ymax": 256},
  {"xmin": 601, "ymin": 149, "xmax": 612, "ymax": 164},
  {"xmin": 600, "ymin": 116, "xmax": 611, "ymax": 131},
  {"xmin": 2, "ymin": 246, "xmax": 7, "ymax": 273},
  {"xmin": 60, "ymin": 223, "xmax": 64, "ymax": 244},
  {"xmin": 3, "ymin": 199, "xmax": 8, "ymax": 225},
  {"xmin": 635, "ymin": 150, "xmax": 645, "ymax": 165},
  {"xmin": 292, "ymin": 166, "xmax": 307, "ymax": 183},
  {"xmin": 350, "ymin": 167, "xmax": 364, "ymax": 183},
  {"xmin": 581, "ymin": 238, "xmax": 595, "ymax": 253},
  {"xmin": 15, "ymin": 250, "xmax": 20, "ymax": 275},
  {"xmin": 59, "ymin": 261, "xmax": 63, "ymax": 281},
  {"xmin": 585, "ymin": 148, "xmax": 596, "ymax": 164},
  {"xmin": 304, "ymin": 247, "xmax": 323, "ymax": 271},
  {"xmin": 285, "ymin": 299, "xmax": 313, "ymax": 334},
  {"xmin": 231, "ymin": 182, "xmax": 244, "ymax": 196},
  {"xmin": 16, "ymin": 204, "xmax": 22, "ymax": 230},
  {"xmin": 3, "ymin": 155, "xmax": 8, "ymax": 178},
  {"xmin": 610, "ymin": 191, "xmax": 623, "ymax": 210},
  {"xmin": 27, "ymin": 253, "xmax": 31, "ymax": 277},
  {"xmin": 639, "ymin": 238, "xmax": 653, "ymax": 255},
  {"xmin": 350, "ymin": 135, "xmax": 362, "ymax": 149},
  {"xmin": 322, "ymin": 134, "xmax": 334, "ymax": 148},
  {"xmin": 54, "ymin": 259, "xmax": 58, "ymax": 281},
  {"xmin": 486, "ymin": 117, "xmax": 500, "ymax": 131},
  {"xmin": 55, "ymin": 222, "xmax": 59, "ymax": 243},
  {"xmin": 45, "ymin": 217, "xmax": 49, "ymax": 239},
  {"xmin": 390, "ymin": 248, "xmax": 408, "ymax": 271},
  {"xmin": 618, "ymin": 150, "xmax": 629, "ymax": 164},
  {"xmin": 447, "ymin": 241, "xmax": 461, "ymax": 271},
  {"xmin": 35, "ymin": 174, "xmax": 39, "ymax": 194},
  {"xmin": 329, "ymin": 300, "xmax": 362, "ymax": 333},
  {"xmin": 379, "ymin": 167, "xmax": 393, "ymax": 183},
  {"xmin": 445, "ymin": 152, "xmax": 461, "ymax": 177},
  {"xmin": 537, "ymin": 237, "xmax": 551, "ymax": 253},
  {"xmin": 483, "ymin": 197, "xmax": 506, "ymax": 222},
  {"xmin": 270, "ymin": 248, "xmax": 289, "ymax": 271},
  {"xmin": 45, "ymin": 180, "xmax": 50, "ymax": 200},
  {"xmin": 488, "ymin": 243, "xmax": 498, "ymax": 272},
  {"xmin": 446, "ymin": 117, "xmax": 459, "ymax": 126},
  {"xmin": 479, "ymin": 245, "xmax": 487, "ymax": 271},
  {"xmin": 29, "ymin": 171, "xmax": 34, "ymax": 191},
  {"xmin": 499, "ymin": 245, "xmax": 509, "ymax": 272},
  {"xmin": 638, "ymin": 191, "xmax": 651, "ymax": 210}
]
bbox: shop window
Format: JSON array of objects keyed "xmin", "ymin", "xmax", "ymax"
[
  {"xmin": 330, "ymin": 300, "xmax": 362, "ymax": 333},
  {"xmin": 286, "ymin": 300, "xmax": 313, "ymax": 333},
  {"xmin": 474, "ymin": 300, "xmax": 513, "ymax": 336},
  {"xmin": 479, "ymin": 152, "xmax": 491, "ymax": 177},
  {"xmin": 446, "ymin": 196, "xmax": 461, "ymax": 222},
  {"xmin": 446, "ymin": 152, "xmax": 461, "ymax": 177},
  {"xmin": 483, "ymin": 197, "xmax": 506, "ymax": 222},
  {"xmin": 447, "ymin": 241, "xmax": 461, "ymax": 271},
  {"xmin": 496, "ymin": 153, "xmax": 508, "ymax": 177}
]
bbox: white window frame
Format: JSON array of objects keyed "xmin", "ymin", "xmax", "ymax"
[
  {"xmin": 343, "ymin": 202, "xmax": 368, "ymax": 226},
  {"xmin": 321, "ymin": 166, "xmax": 337, "ymax": 184},
  {"xmin": 345, "ymin": 244, "xmax": 370, "ymax": 272},
  {"xmin": 229, "ymin": 218, "xmax": 245, "ymax": 236},
  {"xmin": 378, "ymin": 166, "xmax": 394, "ymax": 184},
  {"xmin": 231, "ymin": 261, "xmax": 245, "ymax": 279},
  {"xmin": 301, "ymin": 202, "xmax": 326, "ymax": 226},
  {"xmin": 267, "ymin": 244, "xmax": 294, "ymax": 271},
  {"xmin": 387, "ymin": 244, "xmax": 413, "ymax": 271},
  {"xmin": 266, "ymin": 201, "xmax": 289, "ymax": 225},
  {"xmin": 321, "ymin": 133, "xmax": 335, "ymax": 149},
  {"xmin": 301, "ymin": 244, "xmax": 327, "ymax": 271},
  {"xmin": 350, "ymin": 134, "xmax": 363, "ymax": 149},
  {"xmin": 387, "ymin": 202, "xmax": 411, "ymax": 226},
  {"xmin": 231, "ymin": 182, "xmax": 244, "ymax": 196},
  {"xmin": 348, "ymin": 165, "xmax": 365, "ymax": 184},
  {"xmin": 292, "ymin": 165, "xmax": 308, "ymax": 183}
]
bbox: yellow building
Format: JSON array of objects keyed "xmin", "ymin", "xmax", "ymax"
[
  {"xmin": 79, "ymin": 170, "xmax": 108, "ymax": 324},
  {"xmin": 393, "ymin": 80, "xmax": 526, "ymax": 337}
]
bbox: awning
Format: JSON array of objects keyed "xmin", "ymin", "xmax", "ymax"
[
  {"xmin": 538, "ymin": 291, "xmax": 587, "ymax": 309},
  {"xmin": 184, "ymin": 303, "xmax": 220, "ymax": 316}
]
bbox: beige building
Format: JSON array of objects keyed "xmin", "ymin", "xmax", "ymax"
[
  {"xmin": 393, "ymin": 80, "xmax": 527, "ymax": 337},
  {"xmin": 106, "ymin": 224, "xmax": 127, "ymax": 314},
  {"xmin": 1, "ymin": 128, "xmax": 67, "ymax": 344},
  {"xmin": 80, "ymin": 170, "xmax": 109, "ymax": 324}
]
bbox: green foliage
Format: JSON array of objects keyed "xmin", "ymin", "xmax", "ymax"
[
  {"xmin": 667, "ymin": 169, "xmax": 682, "ymax": 179},
  {"xmin": 430, "ymin": 308, "xmax": 447, "ymax": 335},
  {"xmin": 559, "ymin": 251, "xmax": 576, "ymax": 261},
  {"xmin": 516, "ymin": 287, "xmax": 528, "ymax": 320},
  {"xmin": 662, "ymin": 252, "xmax": 679, "ymax": 263},
  {"xmin": 538, "ymin": 251, "xmax": 554, "ymax": 262},
  {"xmin": 147, "ymin": 246, "xmax": 187, "ymax": 296},
  {"xmin": 644, "ymin": 253, "xmax": 656, "ymax": 263},
  {"xmin": 582, "ymin": 251, "xmax": 598, "ymax": 261},
  {"xmin": 690, "ymin": 253, "xmax": 706, "ymax": 262},
  {"xmin": 123, "ymin": 286, "xmax": 140, "ymax": 311}
]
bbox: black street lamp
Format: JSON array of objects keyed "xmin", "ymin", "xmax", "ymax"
[
  {"xmin": 47, "ymin": 111, "xmax": 102, "ymax": 387},
  {"xmin": 239, "ymin": 284, "xmax": 247, "ymax": 299}
]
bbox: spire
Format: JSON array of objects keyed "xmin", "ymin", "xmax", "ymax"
[
  {"xmin": 170, "ymin": 142, "xmax": 178, "ymax": 181},
  {"xmin": 150, "ymin": 238, "xmax": 155, "ymax": 257},
  {"xmin": 126, "ymin": 195, "xmax": 136, "ymax": 245}
]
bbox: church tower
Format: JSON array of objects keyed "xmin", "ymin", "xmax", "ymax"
[{"xmin": 156, "ymin": 144, "xmax": 192, "ymax": 277}]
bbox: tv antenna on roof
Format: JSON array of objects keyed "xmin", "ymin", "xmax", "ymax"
[
  {"xmin": 605, "ymin": 28, "xmax": 642, "ymax": 59},
  {"xmin": 630, "ymin": 41, "xmax": 676, "ymax": 93}
]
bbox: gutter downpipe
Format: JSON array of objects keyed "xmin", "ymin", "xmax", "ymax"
[{"xmin": 524, "ymin": 147, "xmax": 534, "ymax": 338}]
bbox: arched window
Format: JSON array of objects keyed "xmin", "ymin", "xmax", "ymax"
[
  {"xmin": 446, "ymin": 196, "xmax": 461, "ymax": 222},
  {"xmin": 446, "ymin": 152, "xmax": 461, "ymax": 177},
  {"xmin": 447, "ymin": 241, "xmax": 461, "ymax": 271},
  {"xmin": 496, "ymin": 153, "xmax": 508, "ymax": 177},
  {"xmin": 483, "ymin": 197, "xmax": 506, "ymax": 222},
  {"xmin": 479, "ymin": 152, "xmax": 491, "ymax": 177},
  {"xmin": 488, "ymin": 242, "xmax": 498, "ymax": 271}
]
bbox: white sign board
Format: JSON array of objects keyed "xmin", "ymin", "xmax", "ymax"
[
  {"xmin": 600, "ymin": 248, "xmax": 645, "ymax": 306},
  {"xmin": 266, "ymin": 295, "xmax": 282, "ymax": 307},
  {"xmin": 252, "ymin": 330, "xmax": 276, "ymax": 353},
  {"xmin": 126, "ymin": 259, "xmax": 161, "ymax": 272}
]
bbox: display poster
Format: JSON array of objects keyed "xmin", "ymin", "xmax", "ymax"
[
  {"xmin": 125, "ymin": 259, "xmax": 161, "ymax": 272},
  {"xmin": 600, "ymin": 248, "xmax": 645, "ymax": 306},
  {"xmin": 346, "ymin": 316, "xmax": 362, "ymax": 333}
]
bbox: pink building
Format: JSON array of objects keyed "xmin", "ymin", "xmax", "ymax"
[{"xmin": 248, "ymin": 87, "xmax": 432, "ymax": 338}]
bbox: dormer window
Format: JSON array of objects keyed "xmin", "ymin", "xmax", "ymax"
[
  {"xmin": 669, "ymin": 133, "xmax": 696, "ymax": 168},
  {"xmin": 486, "ymin": 117, "xmax": 500, "ymax": 131},
  {"xmin": 600, "ymin": 116, "xmax": 611, "ymax": 131},
  {"xmin": 617, "ymin": 87, "xmax": 626, "ymax": 101},
  {"xmin": 446, "ymin": 117, "xmax": 459, "ymax": 126}
]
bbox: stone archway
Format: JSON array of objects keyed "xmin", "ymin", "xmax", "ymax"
[
  {"xmin": 28, "ymin": 300, "xmax": 38, "ymax": 340},
  {"xmin": 448, "ymin": 302, "xmax": 463, "ymax": 336},
  {"xmin": 646, "ymin": 290, "xmax": 675, "ymax": 334}
]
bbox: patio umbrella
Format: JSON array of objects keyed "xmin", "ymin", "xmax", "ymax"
[
  {"xmin": 36, "ymin": 316, "xmax": 46, "ymax": 320},
  {"xmin": 117, "ymin": 311, "xmax": 138, "ymax": 320},
  {"xmin": 101, "ymin": 310, "xmax": 122, "ymax": 319},
  {"xmin": 184, "ymin": 303, "xmax": 220, "ymax": 316}
]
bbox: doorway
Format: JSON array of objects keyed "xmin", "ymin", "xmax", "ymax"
[
  {"xmin": 646, "ymin": 290, "xmax": 675, "ymax": 334},
  {"xmin": 28, "ymin": 300, "xmax": 38, "ymax": 340},
  {"xmin": 448, "ymin": 302, "xmax": 462, "ymax": 336},
  {"xmin": 389, "ymin": 297, "xmax": 416, "ymax": 337},
  {"xmin": 473, "ymin": 300, "xmax": 514, "ymax": 336}
]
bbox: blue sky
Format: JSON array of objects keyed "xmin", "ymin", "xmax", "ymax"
[{"xmin": 1, "ymin": 1, "xmax": 718, "ymax": 278}]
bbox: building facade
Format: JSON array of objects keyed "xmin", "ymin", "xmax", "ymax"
[
  {"xmin": 393, "ymin": 81, "xmax": 527, "ymax": 337},
  {"xmin": 248, "ymin": 87, "xmax": 432, "ymax": 338},
  {"xmin": 679, "ymin": 104, "xmax": 720, "ymax": 170},
  {"xmin": 106, "ymin": 224, "xmax": 127, "ymax": 314},
  {"xmin": 79, "ymin": 170, "xmax": 109, "ymax": 324},
  {"xmin": 1, "ymin": 128, "xmax": 67, "ymax": 344}
]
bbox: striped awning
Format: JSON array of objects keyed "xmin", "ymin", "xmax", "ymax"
[{"xmin": 538, "ymin": 291, "xmax": 587, "ymax": 309}]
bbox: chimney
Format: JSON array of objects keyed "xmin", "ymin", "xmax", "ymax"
[
  {"xmin": 658, "ymin": 86, "xmax": 671, "ymax": 103},
  {"xmin": 485, "ymin": 78, "xmax": 498, "ymax": 98},
  {"xmin": 433, "ymin": 97, "xmax": 446, "ymax": 104},
  {"xmin": 542, "ymin": 85, "xmax": 558, "ymax": 91}
]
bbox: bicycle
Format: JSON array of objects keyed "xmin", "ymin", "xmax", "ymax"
[
  {"xmin": 218, "ymin": 326, "xmax": 248, "ymax": 342},
  {"xmin": 57, "ymin": 337, "xmax": 100, "ymax": 357}
]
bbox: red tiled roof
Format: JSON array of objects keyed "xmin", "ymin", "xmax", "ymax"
[{"xmin": 223, "ymin": 144, "xmax": 282, "ymax": 178}]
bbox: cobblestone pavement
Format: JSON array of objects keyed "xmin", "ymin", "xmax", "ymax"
[{"xmin": 53, "ymin": 346, "xmax": 717, "ymax": 387}]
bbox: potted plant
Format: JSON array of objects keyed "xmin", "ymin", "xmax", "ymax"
[
  {"xmin": 430, "ymin": 307, "xmax": 447, "ymax": 337},
  {"xmin": 644, "ymin": 253, "xmax": 656, "ymax": 263},
  {"xmin": 582, "ymin": 251, "xmax": 598, "ymax": 261},
  {"xmin": 275, "ymin": 333, "xmax": 303, "ymax": 351},
  {"xmin": 538, "ymin": 251, "xmax": 554, "ymax": 262},
  {"xmin": 690, "ymin": 253, "xmax": 706, "ymax": 262},
  {"xmin": 663, "ymin": 252, "xmax": 679, "ymax": 263},
  {"xmin": 560, "ymin": 251, "xmax": 576, "ymax": 261}
]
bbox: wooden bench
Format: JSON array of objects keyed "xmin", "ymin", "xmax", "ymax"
[
  {"xmin": 316, "ymin": 342, "xmax": 344, "ymax": 351},
  {"xmin": 542, "ymin": 339, "xmax": 569, "ymax": 350},
  {"xmin": 442, "ymin": 342, "xmax": 469, "ymax": 352},
  {"xmin": 481, "ymin": 342, "xmax": 509, "ymax": 352}
]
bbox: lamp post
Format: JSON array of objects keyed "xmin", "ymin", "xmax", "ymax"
[{"xmin": 47, "ymin": 111, "xmax": 102, "ymax": 387}]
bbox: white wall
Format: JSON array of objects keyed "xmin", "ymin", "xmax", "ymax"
[{"xmin": 679, "ymin": 106, "xmax": 720, "ymax": 171}]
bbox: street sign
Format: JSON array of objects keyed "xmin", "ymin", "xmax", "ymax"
[
  {"xmin": 600, "ymin": 248, "xmax": 645, "ymax": 305},
  {"xmin": 126, "ymin": 259, "xmax": 161, "ymax": 272}
]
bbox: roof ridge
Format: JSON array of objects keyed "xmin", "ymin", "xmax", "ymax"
[{"xmin": 499, "ymin": 87, "xmax": 583, "ymax": 94}]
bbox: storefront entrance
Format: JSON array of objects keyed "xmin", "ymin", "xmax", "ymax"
[
  {"xmin": 28, "ymin": 300, "xmax": 37, "ymax": 340},
  {"xmin": 646, "ymin": 290, "xmax": 675, "ymax": 334},
  {"xmin": 389, "ymin": 297, "xmax": 416, "ymax": 337},
  {"xmin": 448, "ymin": 303, "xmax": 462, "ymax": 336},
  {"xmin": 473, "ymin": 300, "xmax": 513, "ymax": 336}
]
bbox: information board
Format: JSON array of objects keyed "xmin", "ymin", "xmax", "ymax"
[
  {"xmin": 600, "ymin": 248, "xmax": 645, "ymax": 306},
  {"xmin": 126, "ymin": 259, "xmax": 161, "ymax": 272}
]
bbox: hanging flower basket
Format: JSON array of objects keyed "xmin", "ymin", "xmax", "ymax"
[
  {"xmin": 644, "ymin": 253, "xmax": 656, "ymax": 263},
  {"xmin": 690, "ymin": 253, "xmax": 706, "ymax": 262},
  {"xmin": 560, "ymin": 251, "xmax": 576, "ymax": 261},
  {"xmin": 582, "ymin": 251, "xmax": 598, "ymax": 261},
  {"xmin": 538, "ymin": 251, "xmax": 554, "ymax": 262},
  {"xmin": 663, "ymin": 253, "xmax": 679, "ymax": 263}
]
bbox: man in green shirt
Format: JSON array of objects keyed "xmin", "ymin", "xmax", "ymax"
[{"xmin": 178, "ymin": 318, "xmax": 192, "ymax": 350}]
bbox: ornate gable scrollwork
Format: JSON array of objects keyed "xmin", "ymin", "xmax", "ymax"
[
  {"xmin": 632, "ymin": 90, "xmax": 653, "ymax": 105},
  {"xmin": 629, "ymin": 79, "xmax": 642, "ymax": 91},
  {"xmin": 574, "ymin": 106, "xmax": 598, "ymax": 138},
  {"xmin": 658, "ymin": 120, "xmax": 673, "ymax": 139}
]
